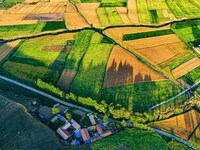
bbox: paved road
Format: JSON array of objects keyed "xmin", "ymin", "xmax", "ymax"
[
  {"xmin": 0, "ymin": 75, "xmax": 120, "ymax": 123},
  {"xmin": 150, "ymin": 80, "xmax": 200, "ymax": 110}
]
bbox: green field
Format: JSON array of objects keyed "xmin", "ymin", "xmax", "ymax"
[
  {"xmin": 0, "ymin": 0, "xmax": 23, "ymax": 9},
  {"xmin": 65, "ymin": 30, "xmax": 94, "ymax": 71},
  {"xmin": 123, "ymin": 29, "xmax": 173, "ymax": 41},
  {"xmin": 70, "ymin": 33, "xmax": 113, "ymax": 100},
  {"xmin": 166, "ymin": 0, "xmax": 200, "ymax": 18},
  {"xmin": 91, "ymin": 128, "xmax": 168, "ymax": 150},
  {"xmin": 97, "ymin": 8, "xmax": 110, "ymax": 26},
  {"xmin": 102, "ymin": 80, "xmax": 181, "ymax": 112},
  {"xmin": 180, "ymin": 66, "xmax": 200, "ymax": 85},
  {"xmin": 105, "ymin": 7, "xmax": 123, "ymax": 25},
  {"xmin": 137, "ymin": 0, "xmax": 151, "ymax": 24},
  {"xmin": 0, "ymin": 21, "xmax": 66, "ymax": 39},
  {"xmin": 172, "ymin": 20, "xmax": 200, "ymax": 47},
  {"xmin": 0, "ymin": 95, "xmax": 64, "ymax": 149}
]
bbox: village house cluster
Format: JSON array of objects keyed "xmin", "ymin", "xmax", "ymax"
[{"xmin": 38, "ymin": 103, "xmax": 114, "ymax": 145}]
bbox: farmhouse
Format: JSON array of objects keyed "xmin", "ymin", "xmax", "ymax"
[
  {"xmin": 70, "ymin": 119, "xmax": 81, "ymax": 131},
  {"xmin": 81, "ymin": 128, "xmax": 91, "ymax": 143},
  {"xmin": 38, "ymin": 106, "xmax": 54, "ymax": 123},
  {"xmin": 88, "ymin": 114, "xmax": 97, "ymax": 125},
  {"xmin": 56, "ymin": 128, "xmax": 71, "ymax": 140}
]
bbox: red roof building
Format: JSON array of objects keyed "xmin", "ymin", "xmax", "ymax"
[
  {"xmin": 81, "ymin": 128, "xmax": 90, "ymax": 142},
  {"xmin": 96, "ymin": 124, "xmax": 103, "ymax": 135}
]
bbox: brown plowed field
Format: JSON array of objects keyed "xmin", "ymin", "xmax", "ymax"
[
  {"xmin": 127, "ymin": 0, "xmax": 139, "ymax": 23},
  {"xmin": 136, "ymin": 45, "xmax": 176, "ymax": 65},
  {"xmin": 25, "ymin": 13, "xmax": 64, "ymax": 22},
  {"xmin": 0, "ymin": 40, "xmax": 21, "ymax": 62},
  {"xmin": 103, "ymin": 45, "xmax": 165, "ymax": 88},
  {"xmin": 151, "ymin": 109, "xmax": 200, "ymax": 140},
  {"xmin": 56, "ymin": 70, "xmax": 77, "ymax": 92},
  {"xmin": 42, "ymin": 45, "xmax": 72, "ymax": 52},
  {"xmin": 116, "ymin": 7, "xmax": 131, "ymax": 24},
  {"xmin": 77, "ymin": 3, "xmax": 101, "ymax": 27},
  {"xmin": 172, "ymin": 57, "xmax": 200, "ymax": 79},
  {"xmin": 104, "ymin": 25, "xmax": 170, "ymax": 43},
  {"xmin": 124, "ymin": 34, "xmax": 181, "ymax": 49},
  {"xmin": 65, "ymin": 13, "xmax": 89, "ymax": 29}
]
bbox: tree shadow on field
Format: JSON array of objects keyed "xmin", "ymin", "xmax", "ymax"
[{"xmin": 104, "ymin": 59, "xmax": 134, "ymax": 87}]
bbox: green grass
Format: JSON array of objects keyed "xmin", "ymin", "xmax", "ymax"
[
  {"xmin": 0, "ymin": 0, "xmax": 23, "ymax": 9},
  {"xmin": 91, "ymin": 128, "xmax": 168, "ymax": 150},
  {"xmin": 167, "ymin": 140, "xmax": 192, "ymax": 150},
  {"xmin": 65, "ymin": 30, "xmax": 94, "ymax": 70},
  {"xmin": 102, "ymin": 80, "xmax": 181, "ymax": 112},
  {"xmin": 105, "ymin": 7, "xmax": 123, "ymax": 25},
  {"xmin": 123, "ymin": 29, "xmax": 173, "ymax": 41},
  {"xmin": 70, "ymin": 33, "xmax": 113, "ymax": 100},
  {"xmin": 0, "ymin": 95, "xmax": 64, "ymax": 150}
]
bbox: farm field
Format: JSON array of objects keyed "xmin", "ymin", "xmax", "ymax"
[
  {"xmin": 91, "ymin": 128, "xmax": 168, "ymax": 150},
  {"xmin": 24, "ymin": 13, "xmax": 64, "ymax": 22},
  {"xmin": 65, "ymin": 12, "xmax": 90, "ymax": 29},
  {"xmin": 1, "ymin": 33, "xmax": 75, "ymax": 91},
  {"xmin": 127, "ymin": 0, "xmax": 139, "ymax": 23},
  {"xmin": 4, "ymin": 2, "xmax": 67, "ymax": 14},
  {"xmin": 172, "ymin": 57, "xmax": 200, "ymax": 79},
  {"xmin": 122, "ymin": 30, "xmax": 198, "ymax": 81},
  {"xmin": 151, "ymin": 109, "xmax": 200, "ymax": 140},
  {"xmin": 70, "ymin": 33, "xmax": 114, "ymax": 100},
  {"xmin": 102, "ymin": 80, "xmax": 181, "ymax": 112},
  {"xmin": 0, "ymin": 21, "xmax": 66, "ymax": 39},
  {"xmin": 77, "ymin": 3, "xmax": 101, "ymax": 27},
  {"xmin": 0, "ymin": 40, "xmax": 21, "ymax": 62},
  {"xmin": 104, "ymin": 25, "xmax": 171, "ymax": 43},
  {"xmin": 0, "ymin": 95, "xmax": 64, "ymax": 149},
  {"xmin": 104, "ymin": 45, "xmax": 165, "ymax": 88},
  {"xmin": 172, "ymin": 20, "xmax": 200, "ymax": 47}
]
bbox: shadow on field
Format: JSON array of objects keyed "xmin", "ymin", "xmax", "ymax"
[
  {"xmin": 104, "ymin": 59, "xmax": 153, "ymax": 87},
  {"xmin": 191, "ymin": 23, "xmax": 200, "ymax": 47}
]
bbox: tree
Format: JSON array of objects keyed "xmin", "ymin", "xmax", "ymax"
[
  {"xmin": 103, "ymin": 114, "xmax": 108, "ymax": 122},
  {"xmin": 121, "ymin": 120, "xmax": 127, "ymax": 127},
  {"xmin": 65, "ymin": 112, "xmax": 72, "ymax": 119},
  {"xmin": 52, "ymin": 107, "xmax": 60, "ymax": 115}
]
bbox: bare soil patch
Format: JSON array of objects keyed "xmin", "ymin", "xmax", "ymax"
[
  {"xmin": 116, "ymin": 7, "xmax": 131, "ymax": 24},
  {"xmin": 56, "ymin": 69, "xmax": 77, "ymax": 92},
  {"xmin": 25, "ymin": 13, "xmax": 64, "ymax": 22}
]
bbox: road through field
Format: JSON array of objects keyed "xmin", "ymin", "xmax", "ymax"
[
  {"xmin": 0, "ymin": 75, "xmax": 119, "ymax": 123},
  {"xmin": 150, "ymin": 80, "xmax": 200, "ymax": 110}
]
